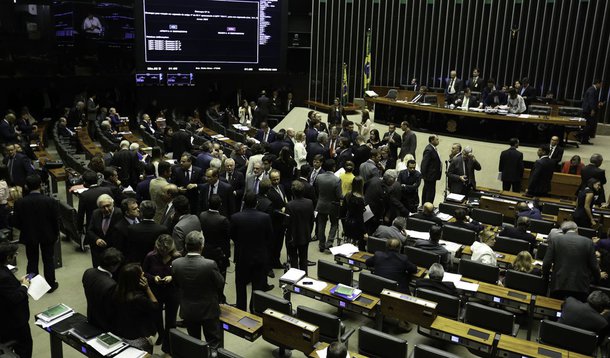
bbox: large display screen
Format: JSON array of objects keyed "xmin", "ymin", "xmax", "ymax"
[{"xmin": 136, "ymin": 0, "xmax": 285, "ymax": 75}]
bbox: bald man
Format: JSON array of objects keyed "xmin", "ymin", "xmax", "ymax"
[
  {"xmin": 548, "ymin": 136, "xmax": 564, "ymax": 164},
  {"xmin": 411, "ymin": 202, "xmax": 443, "ymax": 226},
  {"xmin": 445, "ymin": 70, "xmax": 463, "ymax": 105}
]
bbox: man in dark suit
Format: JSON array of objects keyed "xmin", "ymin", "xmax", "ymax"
[
  {"xmin": 231, "ymin": 143, "xmax": 249, "ymax": 175},
  {"xmin": 411, "ymin": 202, "xmax": 443, "ymax": 226},
  {"xmin": 172, "ymin": 153, "xmax": 203, "ymax": 214},
  {"xmin": 327, "ymin": 98, "xmax": 348, "ymax": 127},
  {"xmin": 231, "ymin": 192, "xmax": 274, "ymax": 311},
  {"xmin": 543, "ymin": 221, "xmax": 600, "ymax": 301},
  {"xmin": 100, "ymin": 167, "xmax": 122, "ymax": 203},
  {"xmin": 306, "ymin": 132, "xmax": 329, "ymax": 164},
  {"xmin": 447, "ymin": 145, "xmax": 481, "ymax": 195},
  {"xmin": 365, "ymin": 238, "xmax": 418, "ymax": 294},
  {"xmin": 415, "ymin": 263, "xmax": 458, "ymax": 296},
  {"xmin": 559, "ymin": 291, "xmax": 610, "ymax": 334},
  {"xmin": 580, "ymin": 153, "xmax": 606, "ymax": 205},
  {"xmin": 86, "ymin": 193, "xmax": 124, "ymax": 267},
  {"xmin": 2, "ymin": 144, "xmax": 34, "ymax": 187},
  {"xmin": 527, "ymin": 145, "xmax": 555, "ymax": 197},
  {"xmin": 414, "ymin": 226, "xmax": 451, "ymax": 269},
  {"xmin": 0, "ymin": 113, "xmax": 19, "ymax": 146},
  {"xmin": 444, "ymin": 70, "xmax": 464, "ymax": 105},
  {"xmin": 136, "ymin": 163, "xmax": 156, "ymax": 202},
  {"xmin": 399, "ymin": 121, "xmax": 417, "ymax": 160},
  {"xmin": 499, "ymin": 138, "xmax": 524, "ymax": 192},
  {"xmin": 13, "ymin": 174, "xmax": 60, "ymax": 291},
  {"xmin": 257, "ymin": 90, "xmax": 270, "ymax": 120},
  {"xmin": 447, "ymin": 208, "xmax": 484, "ymax": 233},
  {"xmin": 315, "ymin": 160, "xmax": 342, "ymax": 251},
  {"xmin": 111, "ymin": 140, "xmax": 140, "ymax": 189},
  {"xmin": 171, "ymin": 195, "xmax": 201, "ymax": 254},
  {"xmin": 285, "ymin": 181, "xmax": 315, "ymax": 273},
  {"xmin": 386, "ymin": 170, "xmax": 410, "ymax": 223},
  {"xmin": 467, "ymin": 67, "xmax": 484, "ymax": 92},
  {"xmin": 548, "ymin": 136, "xmax": 564, "ymax": 164},
  {"xmin": 82, "ymin": 248, "xmax": 122, "ymax": 331},
  {"xmin": 254, "ymin": 121, "xmax": 276, "ymax": 143},
  {"xmin": 78, "ymin": 171, "xmax": 113, "ymax": 237},
  {"xmin": 285, "ymin": 92, "xmax": 295, "ymax": 114},
  {"xmin": 580, "ymin": 79, "xmax": 602, "ymax": 144},
  {"xmin": 420, "ymin": 134, "xmax": 441, "ymax": 204},
  {"xmin": 269, "ymin": 130, "xmax": 292, "ymax": 156},
  {"xmin": 373, "ymin": 217, "xmax": 408, "ymax": 245},
  {"xmin": 220, "ymin": 158, "xmax": 245, "ymax": 209},
  {"xmin": 382, "ymin": 123, "xmax": 402, "ymax": 159},
  {"xmin": 0, "ymin": 243, "xmax": 32, "ymax": 358},
  {"xmin": 518, "ymin": 77, "xmax": 538, "ymax": 106},
  {"xmin": 125, "ymin": 201, "xmax": 167, "ymax": 264},
  {"xmin": 172, "ymin": 231, "xmax": 224, "ymax": 349},
  {"xmin": 498, "ymin": 216, "xmax": 537, "ymax": 249},
  {"xmin": 454, "ymin": 87, "xmax": 480, "ymax": 109},
  {"xmin": 250, "ymin": 101, "xmax": 263, "ymax": 128},
  {"xmin": 199, "ymin": 195, "xmax": 230, "ymax": 280},
  {"xmin": 199, "ymin": 168, "xmax": 235, "ymax": 217},
  {"xmin": 171, "ymin": 121, "xmax": 193, "ymax": 160},
  {"xmin": 398, "ymin": 159, "xmax": 422, "ymax": 213},
  {"xmin": 364, "ymin": 175, "xmax": 388, "ymax": 230},
  {"xmin": 108, "ymin": 198, "xmax": 140, "ymax": 253},
  {"xmin": 352, "ymin": 136, "xmax": 371, "ymax": 174},
  {"xmin": 267, "ymin": 170, "xmax": 289, "ymax": 270},
  {"xmin": 305, "ymin": 120, "xmax": 321, "ymax": 145},
  {"xmin": 195, "ymin": 141, "xmax": 214, "ymax": 172}
]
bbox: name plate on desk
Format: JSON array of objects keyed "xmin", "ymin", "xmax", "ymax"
[
  {"xmin": 262, "ymin": 309, "xmax": 319, "ymax": 354},
  {"xmin": 380, "ymin": 289, "xmax": 437, "ymax": 327}
]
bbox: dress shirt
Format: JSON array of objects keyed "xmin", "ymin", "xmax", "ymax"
[
  {"xmin": 185, "ymin": 166, "xmax": 191, "ymax": 182},
  {"xmin": 97, "ymin": 266, "xmax": 113, "ymax": 277},
  {"xmin": 102, "ymin": 216, "xmax": 110, "ymax": 235},
  {"xmin": 126, "ymin": 217, "xmax": 139, "ymax": 225},
  {"xmin": 448, "ymin": 78, "xmax": 456, "ymax": 94},
  {"xmin": 310, "ymin": 168, "xmax": 320, "ymax": 184},
  {"xmin": 461, "ymin": 96, "xmax": 470, "ymax": 109},
  {"xmin": 274, "ymin": 185, "xmax": 286, "ymax": 203}
]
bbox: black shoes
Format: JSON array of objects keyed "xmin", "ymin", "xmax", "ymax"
[
  {"xmin": 263, "ymin": 284, "xmax": 275, "ymax": 292},
  {"xmin": 48, "ymin": 282, "xmax": 59, "ymax": 293},
  {"xmin": 267, "ymin": 270, "xmax": 275, "ymax": 278},
  {"xmin": 307, "ymin": 260, "xmax": 316, "ymax": 266}
]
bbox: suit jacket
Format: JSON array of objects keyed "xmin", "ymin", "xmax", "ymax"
[
  {"xmin": 467, "ymin": 77, "xmax": 485, "ymax": 91},
  {"xmin": 498, "ymin": 226, "xmax": 536, "ymax": 248},
  {"xmin": 0, "ymin": 119, "xmax": 18, "ymax": 144},
  {"xmin": 580, "ymin": 164, "xmax": 606, "ymax": 202},
  {"xmin": 172, "ymin": 255, "xmax": 224, "ymax": 321},
  {"xmin": 2, "ymin": 153, "xmax": 34, "ymax": 187},
  {"xmin": 365, "ymin": 251, "xmax": 418, "ymax": 293},
  {"xmin": 399, "ymin": 130, "xmax": 417, "ymax": 160},
  {"xmin": 150, "ymin": 177, "xmax": 169, "ymax": 223},
  {"xmin": 527, "ymin": 156, "xmax": 555, "ymax": 196},
  {"xmin": 244, "ymin": 173, "xmax": 263, "ymax": 196},
  {"xmin": 125, "ymin": 220, "xmax": 168, "ymax": 264},
  {"xmin": 199, "ymin": 211, "xmax": 230, "ymax": 262},
  {"xmin": 13, "ymin": 192, "xmax": 60, "ymax": 245},
  {"xmin": 195, "ymin": 152, "xmax": 213, "ymax": 173},
  {"xmin": 231, "ymin": 153, "xmax": 248, "ymax": 175},
  {"xmin": 255, "ymin": 129, "xmax": 276, "ymax": 143},
  {"xmin": 420, "ymin": 144, "xmax": 442, "ymax": 181},
  {"xmin": 285, "ymin": 198, "xmax": 315, "ymax": 247},
  {"xmin": 499, "ymin": 147, "xmax": 524, "ymax": 182},
  {"xmin": 519, "ymin": 85, "xmax": 538, "ymax": 104},
  {"xmin": 415, "ymin": 279, "xmax": 458, "ymax": 297},
  {"xmin": 352, "ymin": 144, "xmax": 372, "ymax": 174},
  {"xmin": 77, "ymin": 185, "xmax": 114, "ymax": 229},
  {"xmin": 107, "ymin": 216, "xmax": 132, "ymax": 252},
  {"xmin": 0, "ymin": 266, "xmax": 29, "ymax": 332},
  {"xmin": 559, "ymin": 297, "xmax": 609, "ymax": 333},
  {"xmin": 172, "ymin": 165, "xmax": 204, "ymax": 212},
  {"xmin": 543, "ymin": 231, "xmax": 600, "ymax": 294},
  {"xmin": 111, "ymin": 149, "xmax": 140, "ymax": 187},
  {"xmin": 220, "ymin": 170, "xmax": 245, "ymax": 201},
  {"xmin": 171, "ymin": 130, "xmax": 192, "ymax": 160},
  {"xmin": 172, "ymin": 214, "xmax": 202, "ymax": 253},
  {"xmin": 364, "ymin": 177, "xmax": 388, "ymax": 220},
  {"xmin": 230, "ymin": 208, "xmax": 273, "ymax": 266},
  {"xmin": 315, "ymin": 172, "xmax": 342, "ymax": 214},
  {"xmin": 382, "ymin": 131, "xmax": 402, "ymax": 159},
  {"xmin": 411, "ymin": 212, "xmax": 443, "ymax": 226},
  {"xmin": 549, "ymin": 145, "xmax": 564, "ymax": 164},
  {"xmin": 199, "ymin": 180, "xmax": 235, "ymax": 217},
  {"xmin": 306, "ymin": 142, "xmax": 328, "ymax": 164},
  {"xmin": 86, "ymin": 208, "xmax": 124, "ymax": 254},
  {"xmin": 373, "ymin": 225, "xmax": 407, "ymax": 245},
  {"xmin": 359, "ymin": 160, "xmax": 380, "ymax": 183},
  {"xmin": 136, "ymin": 175, "xmax": 155, "ymax": 202},
  {"xmin": 582, "ymin": 85, "xmax": 600, "ymax": 115},
  {"xmin": 82, "ymin": 268, "xmax": 116, "ymax": 331},
  {"xmin": 445, "ymin": 78, "xmax": 464, "ymax": 97},
  {"xmin": 387, "ymin": 181, "xmax": 410, "ymax": 221},
  {"xmin": 447, "ymin": 154, "xmax": 481, "ymax": 194},
  {"xmin": 267, "ymin": 185, "xmax": 288, "ymax": 222},
  {"xmin": 398, "ymin": 169, "xmax": 422, "ymax": 208}
]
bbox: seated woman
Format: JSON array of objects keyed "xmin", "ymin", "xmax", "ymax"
[
  {"xmin": 471, "ymin": 230, "xmax": 497, "ymax": 266},
  {"xmin": 561, "ymin": 155, "xmax": 584, "ymax": 175},
  {"xmin": 512, "ymin": 251, "xmax": 542, "ymax": 276},
  {"xmin": 447, "ymin": 208, "xmax": 484, "ymax": 233},
  {"xmin": 415, "ymin": 263, "xmax": 459, "ymax": 296}
]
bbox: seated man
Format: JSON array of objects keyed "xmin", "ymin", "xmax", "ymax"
[
  {"xmin": 499, "ymin": 216, "xmax": 536, "ymax": 249},
  {"xmin": 447, "ymin": 208, "xmax": 484, "ymax": 232},
  {"xmin": 413, "ymin": 225, "xmax": 451, "ymax": 269},
  {"xmin": 411, "ymin": 202, "xmax": 443, "ymax": 226},
  {"xmin": 327, "ymin": 342, "xmax": 348, "ymax": 358},
  {"xmin": 559, "ymin": 290, "xmax": 610, "ymax": 335},
  {"xmin": 516, "ymin": 201, "xmax": 543, "ymax": 220},
  {"xmin": 415, "ymin": 263, "xmax": 459, "ymax": 297},
  {"xmin": 365, "ymin": 238, "xmax": 418, "ymax": 294},
  {"xmin": 373, "ymin": 216, "xmax": 407, "ymax": 245}
]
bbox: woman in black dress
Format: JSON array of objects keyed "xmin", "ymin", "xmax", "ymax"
[
  {"xmin": 343, "ymin": 176, "xmax": 368, "ymax": 250},
  {"xmin": 573, "ymin": 178, "xmax": 601, "ymax": 228},
  {"xmin": 367, "ymin": 129, "xmax": 382, "ymax": 149}
]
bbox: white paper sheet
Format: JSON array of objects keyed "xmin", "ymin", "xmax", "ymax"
[
  {"xmin": 35, "ymin": 312, "xmax": 75, "ymax": 328},
  {"xmin": 280, "ymin": 268, "xmax": 306, "ymax": 283},
  {"xmin": 86, "ymin": 337, "xmax": 128, "ymax": 356},
  {"xmin": 113, "ymin": 347, "xmax": 147, "ymax": 358},
  {"xmin": 329, "ymin": 244, "xmax": 360, "ymax": 257},
  {"xmin": 446, "ymin": 193, "xmax": 466, "ymax": 202},
  {"xmin": 28, "ymin": 275, "xmax": 51, "ymax": 300},
  {"xmin": 297, "ymin": 278, "xmax": 328, "ymax": 292},
  {"xmin": 363, "ymin": 205, "xmax": 374, "ymax": 222},
  {"xmin": 406, "ymin": 230, "xmax": 430, "ymax": 240},
  {"xmin": 441, "ymin": 272, "xmax": 462, "ymax": 283},
  {"xmin": 439, "ymin": 240, "xmax": 462, "ymax": 254},
  {"xmin": 454, "ymin": 281, "xmax": 479, "ymax": 292},
  {"xmin": 334, "ymin": 168, "xmax": 346, "ymax": 177},
  {"xmin": 436, "ymin": 213, "xmax": 453, "ymax": 221}
]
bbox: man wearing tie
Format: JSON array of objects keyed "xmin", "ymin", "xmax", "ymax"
[
  {"xmin": 327, "ymin": 128, "xmax": 339, "ymax": 159},
  {"xmin": 454, "ymin": 88, "xmax": 478, "ymax": 109},
  {"xmin": 86, "ymin": 194, "xmax": 123, "ymax": 267},
  {"xmin": 410, "ymin": 86, "xmax": 428, "ymax": 104},
  {"xmin": 172, "ymin": 154, "xmax": 203, "ymax": 214},
  {"xmin": 285, "ymin": 92, "xmax": 295, "ymax": 114},
  {"xmin": 220, "ymin": 158, "xmax": 245, "ymax": 209},
  {"xmin": 245, "ymin": 161, "xmax": 264, "ymax": 195},
  {"xmin": 255, "ymin": 121, "xmax": 276, "ymax": 143},
  {"xmin": 267, "ymin": 170, "xmax": 288, "ymax": 270},
  {"xmin": 2, "ymin": 144, "xmax": 34, "ymax": 187},
  {"xmin": 309, "ymin": 155, "xmax": 325, "ymax": 185},
  {"xmin": 399, "ymin": 121, "xmax": 417, "ymax": 160},
  {"xmin": 445, "ymin": 70, "xmax": 463, "ymax": 105},
  {"xmin": 382, "ymin": 123, "xmax": 402, "ymax": 159},
  {"xmin": 468, "ymin": 67, "xmax": 484, "ymax": 91},
  {"xmin": 420, "ymin": 135, "xmax": 442, "ymax": 204},
  {"xmin": 199, "ymin": 168, "xmax": 234, "ymax": 217},
  {"xmin": 548, "ymin": 136, "xmax": 564, "ymax": 164}
]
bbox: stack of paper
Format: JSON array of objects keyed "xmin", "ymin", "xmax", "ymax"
[
  {"xmin": 439, "ymin": 240, "xmax": 462, "ymax": 254},
  {"xmin": 454, "ymin": 281, "xmax": 479, "ymax": 292},
  {"xmin": 297, "ymin": 278, "xmax": 328, "ymax": 292},
  {"xmin": 446, "ymin": 193, "xmax": 465, "ymax": 202},
  {"xmin": 406, "ymin": 230, "xmax": 430, "ymax": 240},
  {"xmin": 436, "ymin": 213, "xmax": 453, "ymax": 221},
  {"xmin": 35, "ymin": 303, "xmax": 75, "ymax": 328},
  {"xmin": 329, "ymin": 244, "xmax": 360, "ymax": 257},
  {"xmin": 280, "ymin": 268, "xmax": 306, "ymax": 283},
  {"xmin": 442, "ymin": 272, "xmax": 462, "ymax": 283},
  {"xmin": 86, "ymin": 336, "xmax": 128, "ymax": 356},
  {"xmin": 114, "ymin": 347, "xmax": 147, "ymax": 358}
]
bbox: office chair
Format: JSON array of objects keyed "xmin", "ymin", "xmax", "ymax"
[
  {"xmin": 493, "ymin": 236, "xmax": 531, "ymax": 255},
  {"xmin": 558, "ymin": 106, "xmax": 584, "ymax": 148},
  {"xmin": 415, "ymin": 288, "xmax": 461, "ymax": 320},
  {"xmin": 296, "ymin": 306, "xmax": 355, "ymax": 344},
  {"xmin": 317, "ymin": 260, "xmax": 353, "ymax": 286},
  {"xmin": 464, "ymin": 302, "xmax": 519, "ymax": 336},
  {"xmin": 458, "ymin": 259, "xmax": 499, "ymax": 284},
  {"xmin": 504, "ymin": 270, "xmax": 548, "ymax": 296},
  {"xmin": 169, "ymin": 328, "xmax": 210, "ymax": 358},
  {"xmin": 438, "ymin": 202, "xmax": 468, "ymax": 217},
  {"xmin": 538, "ymin": 320, "xmax": 598, "ymax": 356},
  {"xmin": 535, "ymin": 242, "xmax": 548, "ymax": 260},
  {"xmin": 529, "ymin": 218, "xmax": 555, "ymax": 235},
  {"xmin": 366, "ymin": 236, "xmax": 387, "ymax": 254},
  {"xmin": 578, "ymin": 226, "xmax": 597, "ymax": 239},
  {"xmin": 216, "ymin": 348, "xmax": 244, "ymax": 358},
  {"xmin": 541, "ymin": 202, "xmax": 561, "ymax": 215},
  {"xmin": 442, "ymin": 225, "xmax": 476, "ymax": 246},
  {"xmin": 471, "ymin": 208, "xmax": 503, "ymax": 227},
  {"xmin": 528, "ymin": 105, "xmax": 552, "ymax": 115},
  {"xmin": 358, "ymin": 271, "xmax": 398, "ymax": 296},
  {"xmin": 385, "ymin": 89, "xmax": 398, "ymax": 100},
  {"xmin": 413, "ymin": 344, "xmax": 461, "ymax": 358},
  {"xmin": 358, "ymin": 326, "xmax": 408, "ymax": 358},
  {"xmin": 423, "ymin": 95, "xmax": 438, "ymax": 104},
  {"xmin": 404, "ymin": 246, "xmax": 441, "ymax": 269},
  {"xmin": 407, "ymin": 217, "xmax": 437, "ymax": 233}
]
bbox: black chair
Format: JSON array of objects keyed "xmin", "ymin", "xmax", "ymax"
[
  {"xmin": 413, "ymin": 344, "xmax": 460, "ymax": 358},
  {"xmin": 529, "ymin": 218, "xmax": 555, "ymax": 235},
  {"xmin": 367, "ymin": 236, "xmax": 387, "ymax": 254},
  {"xmin": 385, "ymin": 89, "xmax": 398, "ymax": 99},
  {"xmin": 358, "ymin": 271, "xmax": 398, "ymax": 296},
  {"xmin": 442, "ymin": 225, "xmax": 476, "ymax": 246},
  {"xmin": 404, "ymin": 246, "xmax": 440, "ymax": 269},
  {"xmin": 578, "ymin": 226, "xmax": 597, "ymax": 239},
  {"xmin": 358, "ymin": 326, "xmax": 408, "ymax": 358},
  {"xmin": 439, "ymin": 202, "xmax": 467, "ymax": 217},
  {"xmin": 407, "ymin": 217, "xmax": 437, "ymax": 233},
  {"xmin": 296, "ymin": 306, "xmax": 355, "ymax": 344},
  {"xmin": 58, "ymin": 200, "xmax": 82, "ymax": 247},
  {"xmin": 317, "ymin": 260, "xmax": 353, "ymax": 286},
  {"xmin": 216, "ymin": 348, "xmax": 244, "ymax": 358},
  {"xmin": 464, "ymin": 302, "xmax": 518, "ymax": 336},
  {"xmin": 458, "ymin": 259, "xmax": 499, "ymax": 284},
  {"xmin": 528, "ymin": 105, "xmax": 552, "ymax": 115},
  {"xmin": 493, "ymin": 236, "xmax": 531, "ymax": 255},
  {"xmin": 541, "ymin": 203, "xmax": 561, "ymax": 215},
  {"xmin": 169, "ymin": 328, "xmax": 209, "ymax": 358},
  {"xmin": 504, "ymin": 269, "xmax": 548, "ymax": 296},
  {"xmin": 558, "ymin": 106, "xmax": 584, "ymax": 116},
  {"xmin": 538, "ymin": 320, "xmax": 598, "ymax": 356},
  {"xmin": 423, "ymin": 95, "xmax": 438, "ymax": 104},
  {"xmin": 415, "ymin": 288, "xmax": 461, "ymax": 320},
  {"xmin": 471, "ymin": 208, "xmax": 503, "ymax": 227},
  {"xmin": 535, "ymin": 242, "xmax": 548, "ymax": 260}
]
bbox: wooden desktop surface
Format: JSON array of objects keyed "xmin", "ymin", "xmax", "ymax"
[
  {"xmin": 429, "ymin": 316, "xmax": 496, "ymax": 346},
  {"xmin": 334, "ymin": 251, "xmax": 427, "ymax": 278},
  {"xmin": 497, "ymin": 335, "xmax": 569, "ymax": 358},
  {"xmin": 534, "ymin": 295, "xmax": 564, "ymax": 312}
]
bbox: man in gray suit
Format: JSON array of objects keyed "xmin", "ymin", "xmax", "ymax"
[
  {"xmin": 315, "ymin": 159, "xmax": 342, "ymax": 252},
  {"xmin": 244, "ymin": 160, "xmax": 264, "ymax": 195},
  {"xmin": 359, "ymin": 149, "xmax": 381, "ymax": 183},
  {"xmin": 542, "ymin": 221, "xmax": 601, "ymax": 302},
  {"xmin": 171, "ymin": 195, "xmax": 202, "ymax": 254},
  {"xmin": 172, "ymin": 231, "xmax": 224, "ymax": 349},
  {"xmin": 373, "ymin": 216, "xmax": 407, "ymax": 245},
  {"xmin": 150, "ymin": 161, "xmax": 172, "ymax": 223},
  {"xmin": 399, "ymin": 121, "xmax": 417, "ymax": 160}
]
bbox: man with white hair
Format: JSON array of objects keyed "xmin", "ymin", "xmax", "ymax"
[
  {"xmin": 447, "ymin": 144, "xmax": 481, "ymax": 195},
  {"xmin": 100, "ymin": 120, "xmax": 121, "ymax": 143},
  {"xmin": 85, "ymin": 194, "xmax": 123, "ymax": 267},
  {"xmin": 111, "ymin": 140, "xmax": 140, "ymax": 188}
]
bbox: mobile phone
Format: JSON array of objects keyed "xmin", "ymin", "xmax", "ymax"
[
  {"xmin": 26, "ymin": 273, "xmax": 36, "ymax": 280},
  {"xmin": 302, "ymin": 281, "xmax": 313, "ymax": 285}
]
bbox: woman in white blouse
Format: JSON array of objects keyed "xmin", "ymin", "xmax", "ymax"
[
  {"xmin": 238, "ymin": 100, "xmax": 252, "ymax": 125},
  {"xmin": 294, "ymin": 131, "xmax": 308, "ymax": 169},
  {"xmin": 356, "ymin": 109, "xmax": 372, "ymax": 140}
]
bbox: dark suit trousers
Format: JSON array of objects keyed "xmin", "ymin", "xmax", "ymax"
[
  {"xmin": 235, "ymin": 262, "xmax": 266, "ymax": 312},
  {"xmin": 271, "ymin": 223, "xmax": 286, "ymax": 267},
  {"xmin": 317, "ymin": 212, "xmax": 338, "ymax": 250},
  {"xmin": 185, "ymin": 317, "xmax": 222, "ymax": 349},
  {"xmin": 502, "ymin": 181, "xmax": 521, "ymax": 192},
  {"xmin": 90, "ymin": 247, "xmax": 103, "ymax": 268},
  {"xmin": 581, "ymin": 114, "xmax": 596, "ymax": 142},
  {"xmin": 287, "ymin": 243, "xmax": 308, "ymax": 274},
  {"xmin": 152, "ymin": 285, "xmax": 179, "ymax": 353},
  {"xmin": 422, "ymin": 180, "xmax": 437, "ymax": 204},
  {"xmin": 0, "ymin": 324, "xmax": 32, "ymax": 358},
  {"xmin": 25, "ymin": 240, "xmax": 56, "ymax": 285}
]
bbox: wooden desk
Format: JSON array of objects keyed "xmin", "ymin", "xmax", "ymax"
[
  {"xmin": 199, "ymin": 127, "xmax": 238, "ymax": 148},
  {"xmin": 465, "ymin": 280, "xmax": 531, "ymax": 311},
  {"xmin": 427, "ymin": 316, "xmax": 496, "ymax": 354},
  {"xmin": 496, "ymin": 335, "xmax": 569, "ymax": 358},
  {"xmin": 34, "ymin": 150, "xmax": 67, "ymax": 195},
  {"xmin": 219, "ymin": 304, "xmax": 263, "ymax": 342},
  {"xmin": 305, "ymin": 100, "xmax": 360, "ymax": 113},
  {"xmin": 475, "ymin": 186, "xmax": 577, "ymax": 207},
  {"xmin": 461, "ymin": 246, "xmax": 516, "ymax": 269},
  {"xmin": 334, "ymin": 251, "xmax": 427, "ymax": 279},
  {"xmin": 309, "ymin": 342, "xmax": 368, "ymax": 358},
  {"xmin": 479, "ymin": 195, "xmax": 519, "ymax": 221},
  {"xmin": 534, "ymin": 296, "xmax": 564, "ymax": 319},
  {"xmin": 76, "ymin": 128, "xmax": 103, "ymax": 158},
  {"xmin": 521, "ymin": 168, "xmax": 581, "ymax": 199}
]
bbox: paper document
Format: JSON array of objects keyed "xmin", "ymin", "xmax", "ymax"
[
  {"xmin": 87, "ymin": 337, "xmax": 128, "ymax": 356},
  {"xmin": 334, "ymin": 168, "xmax": 346, "ymax": 177},
  {"xmin": 28, "ymin": 275, "xmax": 51, "ymax": 300},
  {"xmin": 406, "ymin": 230, "xmax": 430, "ymax": 240},
  {"xmin": 114, "ymin": 347, "xmax": 147, "ymax": 358},
  {"xmin": 280, "ymin": 268, "xmax": 306, "ymax": 283},
  {"xmin": 536, "ymin": 233, "xmax": 548, "ymax": 241},
  {"xmin": 439, "ymin": 240, "xmax": 462, "ymax": 254},
  {"xmin": 74, "ymin": 187, "xmax": 88, "ymax": 194},
  {"xmin": 442, "ymin": 272, "xmax": 462, "ymax": 283},
  {"xmin": 6, "ymin": 264, "xmax": 16, "ymax": 272},
  {"xmin": 363, "ymin": 205, "xmax": 374, "ymax": 222},
  {"xmin": 534, "ymin": 260, "xmax": 543, "ymax": 266},
  {"xmin": 436, "ymin": 213, "xmax": 453, "ymax": 221},
  {"xmin": 297, "ymin": 278, "xmax": 328, "ymax": 292},
  {"xmin": 35, "ymin": 312, "xmax": 75, "ymax": 328},
  {"xmin": 446, "ymin": 193, "xmax": 465, "ymax": 202},
  {"xmin": 455, "ymin": 281, "xmax": 479, "ymax": 292},
  {"xmin": 329, "ymin": 244, "xmax": 360, "ymax": 257},
  {"xmin": 365, "ymin": 90, "xmax": 378, "ymax": 97},
  {"xmin": 121, "ymin": 185, "xmax": 135, "ymax": 193}
]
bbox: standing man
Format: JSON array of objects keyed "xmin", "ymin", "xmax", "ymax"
[
  {"xmin": 420, "ymin": 134, "xmax": 441, "ymax": 204},
  {"xmin": 231, "ymin": 192, "xmax": 274, "ymax": 311},
  {"xmin": 467, "ymin": 67, "xmax": 484, "ymax": 92},
  {"xmin": 359, "ymin": 148, "xmax": 381, "ymax": 183},
  {"xmin": 285, "ymin": 181, "xmax": 315, "ymax": 273},
  {"xmin": 399, "ymin": 121, "xmax": 417, "ymax": 160},
  {"xmin": 125, "ymin": 201, "xmax": 168, "ymax": 264},
  {"xmin": 245, "ymin": 161, "xmax": 264, "ymax": 195},
  {"xmin": 382, "ymin": 123, "xmax": 402, "ymax": 159},
  {"xmin": 548, "ymin": 136, "xmax": 564, "ymax": 164},
  {"xmin": 86, "ymin": 194, "xmax": 123, "ymax": 267},
  {"xmin": 171, "ymin": 195, "xmax": 201, "ymax": 254},
  {"xmin": 150, "ymin": 161, "xmax": 171, "ymax": 223},
  {"xmin": 499, "ymin": 138, "xmax": 524, "ymax": 192},
  {"xmin": 580, "ymin": 153, "xmax": 606, "ymax": 205},
  {"xmin": 527, "ymin": 145, "xmax": 555, "ymax": 197},
  {"xmin": 172, "ymin": 231, "xmax": 224, "ymax": 349},
  {"xmin": 111, "ymin": 140, "xmax": 140, "ymax": 192},
  {"xmin": 580, "ymin": 79, "xmax": 602, "ymax": 145},
  {"xmin": 444, "ymin": 70, "xmax": 463, "ymax": 105},
  {"xmin": 199, "ymin": 168, "xmax": 235, "ymax": 217},
  {"xmin": 267, "ymin": 170, "xmax": 288, "ymax": 270},
  {"xmin": 315, "ymin": 160, "xmax": 342, "ymax": 252},
  {"xmin": 82, "ymin": 248, "xmax": 123, "ymax": 331},
  {"xmin": 86, "ymin": 92, "xmax": 98, "ymax": 138},
  {"xmin": 447, "ymin": 146, "xmax": 481, "ymax": 195},
  {"xmin": 171, "ymin": 122, "xmax": 193, "ymax": 160},
  {"xmin": 172, "ymin": 153, "xmax": 203, "ymax": 214},
  {"xmin": 2, "ymin": 144, "xmax": 34, "ymax": 187},
  {"xmin": 13, "ymin": 174, "xmax": 60, "ymax": 291},
  {"xmin": 199, "ymin": 195, "xmax": 231, "ymax": 282},
  {"xmin": 398, "ymin": 160, "xmax": 422, "ymax": 213}
]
